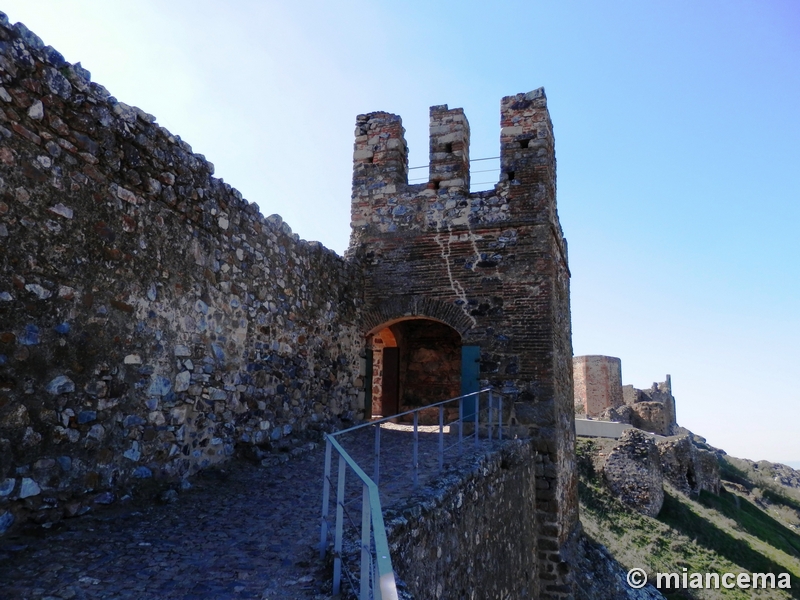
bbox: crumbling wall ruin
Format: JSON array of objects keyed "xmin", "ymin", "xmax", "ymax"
[
  {"xmin": 657, "ymin": 435, "xmax": 721, "ymax": 496},
  {"xmin": 0, "ymin": 15, "xmax": 363, "ymax": 533},
  {"xmin": 621, "ymin": 377, "xmax": 676, "ymax": 436},
  {"xmin": 598, "ymin": 431, "xmax": 721, "ymax": 518}
]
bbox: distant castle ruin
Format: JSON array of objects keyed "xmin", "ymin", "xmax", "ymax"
[{"xmin": 573, "ymin": 354, "xmax": 677, "ymax": 436}]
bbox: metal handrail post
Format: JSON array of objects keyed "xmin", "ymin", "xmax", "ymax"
[
  {"xmin": 412, "ymin": 411, "xmax": 419, "ymax": 488},
  {"xmin": 438, "ymin": 405, "xmax": 444, "ymax": 472},
  {"xmin": 374, "ymin": 424, "xmax": 381, "ymax": 486},
  {"xmin": 360, "ymin": 483, "xmax": 371, "ymax": 600},
  {"xmin": 458, "ymin": 397, "xmax": 463, "ymax": 456},
  {"xmin": 499, "ymin": 394, "xmax": 503, "ymax": 440},
  {"xmin": 374, "ymin": 560, "xmax": 383, "ymax": 600},
  {"xmin": 333, "ymin": 453, "xmax": 346, "ymax": 594},
  {"xmin": 319, "ymin": 437, "xmax": 332, "ymax": 558},
  {"xmin": 326, "ymin": 435, "xmax": 399, "ymax": 600},
  {"xmin": 488, "ymin": 390, "xmax": 493, "ymax": 442},
  {"xmin": 475, "ymin": 391, "xmax": 480, "ymax": 449}
]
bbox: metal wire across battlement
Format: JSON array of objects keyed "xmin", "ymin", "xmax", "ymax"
[{"xmin": 319, "ymin": 388, "xmax": 506, "ymax": 599}]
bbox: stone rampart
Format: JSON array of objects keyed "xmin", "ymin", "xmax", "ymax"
[
  {"xmin": 0, "ymin": 15, "xmax": 363, "ymax": 532},
  {"xmin": 386, "ymin": 440, "xmax": 540, "ymax": 599}
]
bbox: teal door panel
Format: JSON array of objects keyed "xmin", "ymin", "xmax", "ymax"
[{"xmin": 461, "ymin": 345, "xmax": 480, "ymax": 421}]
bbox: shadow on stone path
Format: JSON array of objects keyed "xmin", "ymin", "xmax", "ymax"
[{"xmin": 0, "ymin": 423, "xmax": 501, "ymax": 600}]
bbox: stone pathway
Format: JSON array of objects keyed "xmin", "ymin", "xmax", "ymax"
[{"xmin": 0, "ymin": 423, "xmax": 499, "ymax": 599}]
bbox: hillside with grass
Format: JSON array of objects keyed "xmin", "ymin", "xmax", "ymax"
[{"xmin": 576, "ymin": 437, "xmax": 800, "ymax": 599}]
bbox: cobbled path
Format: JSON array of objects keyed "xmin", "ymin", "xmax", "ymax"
[{"xmin": 0, "ymin": 424, "xmax": 498, "ymax": 599}]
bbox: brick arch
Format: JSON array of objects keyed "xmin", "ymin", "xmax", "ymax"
[{"xmin": 362, "ymin": 296, "xmax": 474, "ymax": 337}]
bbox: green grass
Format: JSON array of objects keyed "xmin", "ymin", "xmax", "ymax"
[
  {"xmin": 720, "ymin": 456, "xmax": 800, "ymax": 510},
  {"xmin": 577, "ymin": 438, "xmax": 800, "ymax": 599},
  {"xmin": 696, "ymin": 490, "xmax": 800, "ymax": 560}
]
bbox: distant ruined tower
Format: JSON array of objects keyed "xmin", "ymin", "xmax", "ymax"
[
  {"xmin": 348, "ymin": 89, "xmax": 577, "ymax": 598},
  {"xmin": 574, "ymin": 354, "xmax": 679, "ymax": 437},
  {"xmin": 573, "ymin": 355, "xmax": 623, "ymax": 416}
]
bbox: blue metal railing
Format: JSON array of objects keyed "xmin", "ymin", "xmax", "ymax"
[{"xmin": 319, "ymin": 387, "xmax": 505, "ymax": 599}]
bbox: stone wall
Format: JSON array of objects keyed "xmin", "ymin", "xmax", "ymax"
[
  {"xmin": 602, "ymin": 429, "xmax": 665, "ymax": 517},
  {"xmin": 657, "ymin": 436, "xmax": 720, "ymax": 496},
  {"xmin": 573, "ymin": 355, "xmax": 622, "ymax": 417},
  {"xmin": 349, "ymin": 92, "xmax": 577, "ymax": 597},
  {"xmin": 622, "ymin": 376, "xmax": 676, "ymax": 436},
  {"xmin": 386, "ymin": 440, "xmax": 540, "ymax": 599},
  {"xmin": 0, "ymin": 16, "xmax": 364, "ymax": 532}
]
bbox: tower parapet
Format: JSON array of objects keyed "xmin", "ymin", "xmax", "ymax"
[
  {"xmin": 428, "ymin": 104, "xmax": 470, "ymax": 192},
  {"xmin": 500, "ymin": 88, "xmax": 557, "ymax": 224},
  {"xmin": 351, "ymin": 112, "xmax": 409, "ymax": 231}
]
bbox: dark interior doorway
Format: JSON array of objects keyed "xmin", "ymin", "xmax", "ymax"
[
  {"xmin": 382, "ymin": 347, "xmax": 400, "ymax": 416},
  {"xmin": 368, "ymin": 318, "xmax": 462, "ymax": 418}
]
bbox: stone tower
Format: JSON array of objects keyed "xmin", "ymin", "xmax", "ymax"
[
  {"xmin": 573, "ymin": 355, "xmax": 624, "ymax": 416},
  {"xmin": 348, "ymin": 89, "xmax": 577, "ymax": 597}
]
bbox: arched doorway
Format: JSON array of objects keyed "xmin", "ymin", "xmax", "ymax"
[{"xmin": 367, "ymin": 318, "xmax": 466, "ymax": 419}]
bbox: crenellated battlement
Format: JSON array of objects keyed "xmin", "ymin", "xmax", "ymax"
[
  {"xmin": 349, "ymin": 88, "xmax": 561, "ymax": 246},
  {"xmin": 428, "ymin": 104, "xmax": 470, "ymax": 191},
  {"xmin": 353, "ymin": 111, "xmax": 408, "ymax": 187}
]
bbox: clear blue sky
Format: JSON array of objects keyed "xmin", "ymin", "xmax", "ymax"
[{"xmin": 5, "ymin": 1, "xmax": 798, "ymax": 464}]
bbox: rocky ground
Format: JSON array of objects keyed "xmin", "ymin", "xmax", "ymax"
[
  {"xmin": 0, "ymin": 447, "xmax": 329, "ymax": 600},
  {"xmin": 0, "ymin": 424, "xmax": 474, "ymax": 600},
  {"xmin": 577, "ymin": 435, "xmax": 800, "ymax": 599}
]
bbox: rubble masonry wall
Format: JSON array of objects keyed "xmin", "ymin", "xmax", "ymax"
[{"xmin": 0, "ymin": 16, "xmax": 363, "ymax": 532}]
